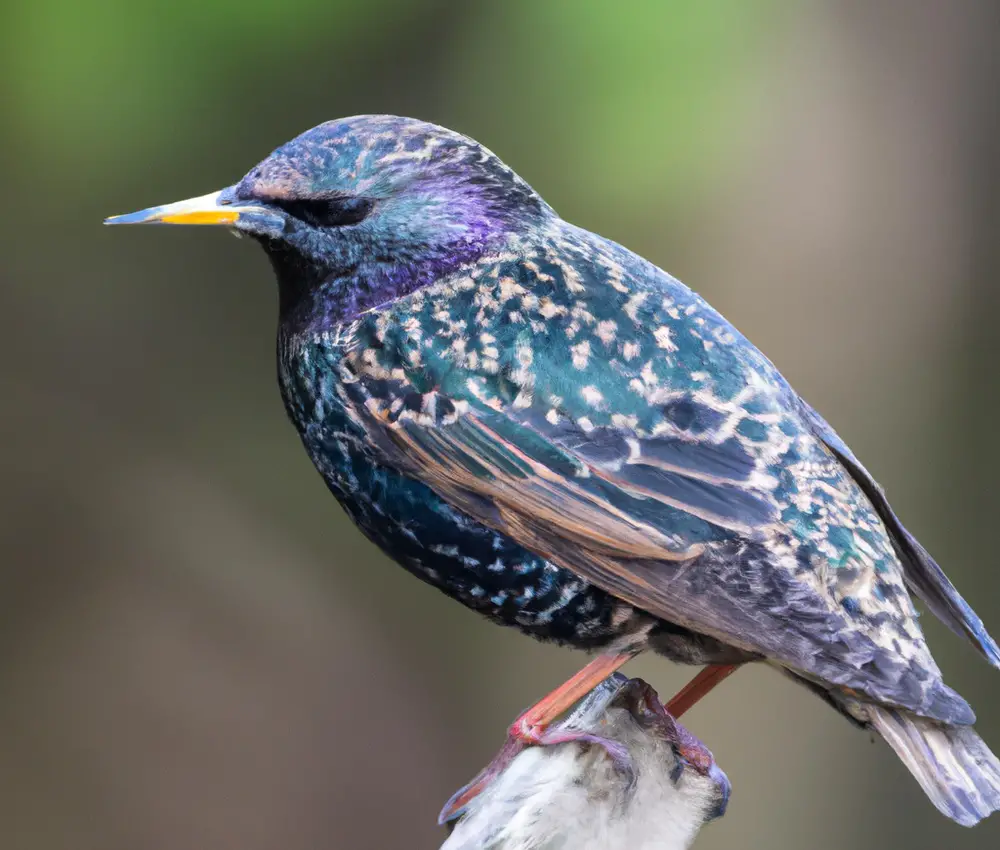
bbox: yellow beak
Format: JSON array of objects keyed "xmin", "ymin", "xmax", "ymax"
[{"xmin": 104, "ymin": 189, "xmax": 280, "ymax": 227}]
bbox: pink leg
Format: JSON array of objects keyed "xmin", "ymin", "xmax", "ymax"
[
  {"xmin": 666, "ymin": 663, "xmax": 740, "ymax": 718},
  {"xmin": 509, "ymin": 651, "xmax": 636, "ymax": 743}
]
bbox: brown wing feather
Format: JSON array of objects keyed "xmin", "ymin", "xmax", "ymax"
[{"xmin": 387, "ymin": 416, "xmax": 703, "ymax": 563}]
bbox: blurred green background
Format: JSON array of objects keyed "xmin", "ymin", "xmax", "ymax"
[{"xmin": 2, "ymin": 1, "xmax": 999, "ymax": 848}]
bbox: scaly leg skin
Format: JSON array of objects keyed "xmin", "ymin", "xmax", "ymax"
[
  {"xmin": 666, "ymin": 663, "xmax": 740, "ymax": 719},
  {"xmin": 507, "ymin": 651, "xmax": 637, "ymax": 744}
]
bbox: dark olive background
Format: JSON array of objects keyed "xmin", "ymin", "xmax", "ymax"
[{"xmin": 2, "ymin": 2, "xmax": 999, "ymax": 848}]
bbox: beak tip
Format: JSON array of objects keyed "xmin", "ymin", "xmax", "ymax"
[{"xmin": 103, "ymin": 209, "xmax": 159, "ymax": 226}]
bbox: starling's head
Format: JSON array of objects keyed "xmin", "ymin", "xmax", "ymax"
[{"xmin": 106, "ymin": 116, "xmax": 552, "ymax": 325}]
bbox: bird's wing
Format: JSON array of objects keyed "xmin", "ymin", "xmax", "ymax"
[
  {"xmin": 332, "ymin": 232, "xmax": 971, "ymax": 723},
  {"xmin": 799, "ymin": 400, "xmax": 1000, "ymax": 667}
]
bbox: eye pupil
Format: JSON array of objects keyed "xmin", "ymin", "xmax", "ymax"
[{"xmin": 278, "ymin": 197, "xmax": 373, "ymax": 228}]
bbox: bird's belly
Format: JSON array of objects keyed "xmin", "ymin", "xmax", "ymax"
[{"xmin": 300, "ymin": 407, "xmax": 642, "ymax": 648}]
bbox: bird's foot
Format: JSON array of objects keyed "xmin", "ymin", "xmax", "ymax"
[
  {"xmin": 440, "ymin": 670, "xmax": 641, "ymax": 825},
  {"xmin": 440, "ymin": 710, "xmax": 635, "ymax": 825},
  {"xmin": 617, "ymin": 677, "xmax": 730, "ymax": 818},
  {"xmin": 440, "ymin": 669, "xmax": 730, "ymax": 825},
  {"xmin": 508, "ymin": 707, "xmax": 634, "ymax": 771}
]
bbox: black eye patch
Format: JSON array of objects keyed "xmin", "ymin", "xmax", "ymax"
[{"xmin": 274, "ymin": 196, "xmax": 374, "ymax": 228}]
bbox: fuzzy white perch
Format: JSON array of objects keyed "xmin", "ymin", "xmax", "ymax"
[{"xmin": 440, "ymin": 674, "xmax": 729, "ymax": 850}]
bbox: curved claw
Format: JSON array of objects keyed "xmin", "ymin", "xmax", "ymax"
[
  {"xmin": 438, "ymin": 770, "xmax": 493, "ymax": 825},
  {"xmin": 704, "ymin": 762, "xmax": 732, "ymax": 820}
]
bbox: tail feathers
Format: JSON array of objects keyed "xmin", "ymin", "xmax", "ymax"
[{"xmin": 869, "ymin": 704, "xmax": 1000, "ymax": 826}]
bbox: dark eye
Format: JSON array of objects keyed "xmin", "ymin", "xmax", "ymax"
[{"xmin": 275, "ymin": 197, "xmax": 374, "ymax": 228}]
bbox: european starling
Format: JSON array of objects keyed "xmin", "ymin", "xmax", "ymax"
[{"xmin": 107, "ymin": 116, "xmax": 1000, "ymax": 826}]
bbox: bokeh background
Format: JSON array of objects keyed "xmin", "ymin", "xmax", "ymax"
[{"xmin": 2, "ymin": 1, "xmax": 999, "ymax": 848}]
